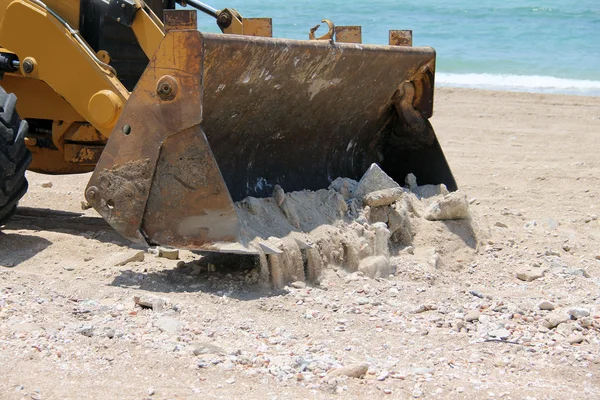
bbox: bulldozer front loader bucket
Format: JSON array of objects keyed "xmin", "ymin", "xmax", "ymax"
[{"xmin": 86, "ymin": 10, "xmax": 456, "ymax": 250}]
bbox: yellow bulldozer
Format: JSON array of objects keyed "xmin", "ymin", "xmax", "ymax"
[{"xmin": 0, "ymin": 0, "xmax": 456, "ymax": 252}]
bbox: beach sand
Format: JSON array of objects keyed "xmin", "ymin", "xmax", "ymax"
[{"xmin": 1, "ymin": 88, "xmax": 599, "ymax": 398}]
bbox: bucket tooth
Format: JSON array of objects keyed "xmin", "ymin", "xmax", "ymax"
[
  {"xmin": 389, "ymin": 30, "xmax": 413, "ymax": 46},
  {"xmin": 242, "ymin": 18, "xmax": 273, "ymax": 37},
  {"xmin": 335, "ymin": 26, "xmax": 362, "ymax": 43}
]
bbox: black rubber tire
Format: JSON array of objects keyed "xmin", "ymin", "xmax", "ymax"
[{"xmin": 0, "ymin": 85, "xmax": 31, "ymax": 226}]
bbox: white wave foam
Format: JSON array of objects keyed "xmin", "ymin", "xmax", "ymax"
[{"xmin": 436, "ymin": 73, "xmax": 600, "ymax": 96}]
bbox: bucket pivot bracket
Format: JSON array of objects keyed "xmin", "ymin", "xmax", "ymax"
[
  {"xmin": 309, "ymin": 19, "xmax": 335, "ymax": 41},
  {"xmin": 393, "ymin": 81, "xmax": 426, "ymax": 135}
]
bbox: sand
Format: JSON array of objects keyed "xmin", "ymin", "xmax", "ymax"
[{"xmin": 1, "ymin": 88, "xmax": 599, "ymax": 399}]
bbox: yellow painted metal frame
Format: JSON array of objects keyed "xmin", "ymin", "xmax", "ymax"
[
  {"xmin": 0, "ymin": 0, "xmax": 129, "ymax": 137},
  {"xmin": 131, "ymin": 0, "xmax": 164, "ymax": 58}
]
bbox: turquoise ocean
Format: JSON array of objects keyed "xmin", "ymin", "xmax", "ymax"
[{"xmin": 194, "ymin": 1, "xmax": 600, "ymax": 96}]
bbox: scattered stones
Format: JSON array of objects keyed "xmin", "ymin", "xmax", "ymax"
[
  {"xmin": 465, "ymin": 310, "xmax": 481, "ymax": 322},
  {"xmin": 568, "ymin": 308, "xmax": 590, "ymax": 319},
  {"xmin": 363, "ymin": 187, "xmax": 404, "ymax": 207},
  {"xmin": 424, "ymin": 191, "xmax": 470, "ymax": 221},
  {"xmin": 327, "ymin": 364, "xmax": 368, "ymax": 379},
  {"xmin": 516, "ymin": 267, "xmax": 545, "ymax": 282},
  {"xmin": 538, "ymin": 301, "xmax": 556, "ymax": 311}
]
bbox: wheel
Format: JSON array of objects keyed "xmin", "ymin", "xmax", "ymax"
[{"xmin": 0, "ymin": 85, "xmax": 31, "ymax": 226}]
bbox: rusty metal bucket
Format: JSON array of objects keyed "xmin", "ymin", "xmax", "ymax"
[{"xmin": 85, "ymin": 13, "xmax": 456, "ymax": 250}]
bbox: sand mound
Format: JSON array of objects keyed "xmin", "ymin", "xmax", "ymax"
[{"xmin": 207, "ymin": 164, "xmax": 487, "ymax": 288}]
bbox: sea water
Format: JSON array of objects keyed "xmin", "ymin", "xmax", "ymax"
[{"xmin": 195, "ymin": 1, "xmax": 600, "ymax": 96}]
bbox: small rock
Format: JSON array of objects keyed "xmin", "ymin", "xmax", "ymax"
[
  {"xmin": 465, "ymin": 310, "xmax": 480, "ymax": 322},
  {"xmin": 225, "ymin": 378, "xmax": 236, "ymax": 385},
  {"xmin": 412, "ymin": 367, "xmax": 433, "ymax": 375},
  {"xmin": 538, "ymin": 301, "xmax": 556, "ymax": 311},
  {"xmin": 329, "ymin": 177, "xmax": 358, "ymax": 199},
  {"xmin": 327, "ymin": 364, "xmax": 368, "ymax": 379},
  {"xmin": 543, "ymin": 311, "xmax": 570, "ymax": 329},
  {"xmin": 424, "ymin": 191, "xmax": 470, "ymax": 221},
  {"xmin": 414, "ymin": 184, "xmax": 448, "ymax": 199},
  {"xmin": 363, "ymin": 187, "xmax": 404, "ymax": 207},
  {"xmin": 353, "ymin": 164, "xmax": 400, "ymax": 201},
  {"xmin": 356, "ymin": 297, "xmax": 370, "ymax": 305},
  {"xmin": 78, "ymin": 325, "xmax": 95, "ymax": 337},
  {"xmin": 524, "ymin": 220, "xmax": 537, "ymax": 229},
  {"xmin": 106, "ymin": 250, "xmax": 145, "ymax": 267},
  {"xmin": 405, "ymin": 173, "xmax": 418, "ymax": 192},
  {"xmin": 516, "ymin": 268, "xmax": 545, "ymax": 282},
  {"xmin": 377, "ymin": 370, "xmax": 389, "ymax": 381},
  {"xmin": 489, "ymin": 328, "xmax": 511, "ymax": 339},
  {"xmin": 567, "ymin": 334, "xmax": 584, "ymax": 345},
  {"xmin": 41, "ymin": 181, "xmax": 53, "ymax": 188},
  {"xmin": 273, "ymin": 185, "xmax": 285, "ymax": 206},
  {"xmin": 494, "ymin": 222, "xmax": 508, "ymax": 228},
  {"xmin": 290, "ymin": 281, "xmax": 306, "ymax": 289},
  {"xmin": 568, "ymin": 308, "xmax": 590, "ymax": 319},
  {"xmin": 104, "ymin": 327, "xmax": 116, "ymax": 339},
  {"xmin": 156, "ymin": 247, "xmax": 179, "ymax": 260},
  {"xmin": 148, "ymin": 388, "xmax": 155, "ymax": 396},
  {"xmin": 562, "ymin": 243, "xmax": 571, "ymax": 252},
  {"xmin": 192, "ymin": 342, "xmax": 226, "ymax": 356},
  {"xmin": 345, "ymin": 271, "xmax": 364, "ymax": 283},
  {"xmin": 134, "ymin": 295, "xmax": 167, "ymax": 311},
  {"xmin": 470, "ymin": 290, "xmax": 484, "ymax": 299},
  {"xmin": 358, "ymin": 256, "xmax": 392, "ymax": 279}
]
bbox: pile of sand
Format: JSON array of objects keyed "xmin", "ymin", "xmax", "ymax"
[{"xmin": 218, "ymin": 164, "xmax": 487, "ymax": 288}]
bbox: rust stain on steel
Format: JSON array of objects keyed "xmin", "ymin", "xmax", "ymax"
[
  {"xmin": 243, "ymin": 18, "xmax": 273, "ymax": 37},
  {"xmin": 389, "ymin": 30, "xmax": 413, "ymax": 46},
  {"xmin": 63, "ymin": 144, "xmax": 104, "ymax": 164},
  {"xmin": 200, "ymin": 32, "xmax": 454, "ymax": 202},
  {"xmin": 335, "ymin": 26, "xmax": 362, "ymax": 43},
  {"xmin": 164, "ymin": 9, "xmax": 197, "ymax": 31},
  {"xmin": 143, "ymin": 126, "xmax": 239, "ymax": 247},
  {"xmin": 92, "ymin": 158, "xmax": 152, "ymax": 243}
]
